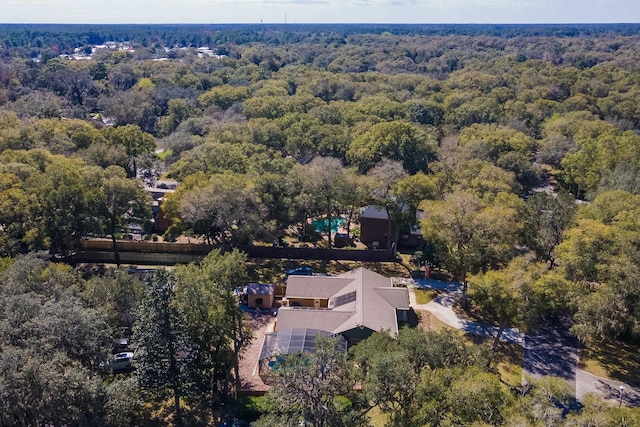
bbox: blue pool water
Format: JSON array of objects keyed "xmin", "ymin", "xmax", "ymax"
[{"xmin": 311, "ymin": 217, "xmax": 345, "ymax": 233}]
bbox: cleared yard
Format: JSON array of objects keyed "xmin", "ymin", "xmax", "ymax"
[{"xmin": 416, "ymin": 309, "xmax": 455, "ymax": 332}]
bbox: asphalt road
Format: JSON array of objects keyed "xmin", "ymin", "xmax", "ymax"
[
  {"xmin": 407, "ymin": 283, "xmax": 639, "ymax": 406},
  {"xmin": 523, "ymin": 322, "xmax": 579, "ymax": 390}
]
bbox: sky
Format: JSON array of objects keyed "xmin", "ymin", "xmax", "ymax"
[{"xmin": 1, "ymin": 0, "xmax": 639, "ymax": 24}]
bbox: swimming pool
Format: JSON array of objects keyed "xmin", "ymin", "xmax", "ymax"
[{"xmin": 311, "ymin": 217, "xmax": 346, "ymax": 233}]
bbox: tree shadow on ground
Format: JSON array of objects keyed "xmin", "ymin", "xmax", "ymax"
[{"xmin": 580, "ymin": 340, "xmax": 640, "ymax": 387}]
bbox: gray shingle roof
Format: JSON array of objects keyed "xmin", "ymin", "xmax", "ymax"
[
  {"xmin": 359, "ymin": 205, "xmax": 389, "ymax": 220},
  {"xmin": 276, "ymin": 309, "xmax": 352, "ymax": 333},
  {"xmin": 246, "ymin": 283, "xmax": 275, "ymax": 295},
  {"xmin": 285, "ymin": 276, "xmax": 352, "ymax": 299},
  {"xmin": 279, "ymin": 267, "xmax": 409, "ymax": 337}
]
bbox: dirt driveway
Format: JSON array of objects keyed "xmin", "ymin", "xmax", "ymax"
[{"xmin": 239, "ymin": 313, "xmax": 276, "ymax": 393}]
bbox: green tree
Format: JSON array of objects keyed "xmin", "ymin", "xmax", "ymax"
[
  {"xmin": 468, "ymin": 262, "xmax": 525, "ymax": 365},
  {"xmin": 0, "ymin": 172, "xmax": 40, "ymax": 256},
  {"xmin": 89, "ymin": 166, "xmax": 151, "ymax": 266},
  {"xmin": 174, "ymin": 249, "xmax": 252, "ymax": 400},
  {"xmin": 505, "ymin": 376, "xmax": 574, "ymax": 426},
  {"xmin": 34, "ymin": 157, "xmax": 96, "ymax": 258},
  {"xmin": 523, "ymin": 190, "xmax": 577, "ymax": 265},
  {"xmin": 304, "ymin": 157, "xmax": 349, "ymax": 248},
  {"xmin": 104, "ymin": 377, "xmax": 148, "ymax": 427},
  {"xmin": 389, "ymin": 172, "xmax": 437, "ymax": 244},
  {"xmin": 158, "ymin": 98, "xmax": 200, "ymax": 136},
  {"xmin": 133, "ymin": 269, "xmax": 189, "ymax": 427},
  {"xmin": 449, "ymin": 159, "xmax": 521, "ymax": 196},
  {"xmin": 438, "ymin": 366, "xmax": 510, "ymax": 426},
  {"xmin": 172, "ymin": 173, "xmax": 270, "ymax": 247},
  {"xmin": 564, "ymin": 393, "xmax": 640, "ymax": 426},
  {"xmin": 420, "ymin": 190, "xmax": 524, "ymax": 297},
  {"xmin": 458, "ymin": 123, "xmax": 535, "ymax": 163},
  {"xmin": 470, "ymin": 256, "xmax": 572, "ymax": 362},
  {"xmin": 367, "ymin": 159, "xmax": 409, "ymax": 250},
  {"xmin": 0, "ymin": 255, "xmax": 111, "ymax": 426},
  {"xmin": 348, "ymin": 121, "xmax": 438, "ymax": 174},
  {"xmin": 496, "ymin": 150, "xmax": 542, "ymax": 193},
  {"xmin": 98, "ymin": 87, "xmax": 158, "ymax": 134},
  {"xmin": 102, "ymin": 124, "xmax": 156, "ymax": 178},
  {"xmin": 198, "ymin": 84, "xmax": 250, "ymax": 110},
  {"xmin": 258, "ymin": 336, "xmax": 365, "ymax": 427},
  {"xmin": 255, "ymin": 171, "xmax": 303, "ymax": 238},
  {"xmin": 84, "ymin": 268, "xmax": 145, "ymax": 329},
  {"xmin": 343, "ymin": 169, "xmax": 374, "ymax": 239},
  {"xmin": 556, "ymin": 198, "xmax": 640, "ymax": 343},
  {"xmin": 408, "ymin": 101, "xmax": 444, "ymax": 126},
  {"xmin": 351, "ymin": 328, "xmax": 487, "ymax": 426}
]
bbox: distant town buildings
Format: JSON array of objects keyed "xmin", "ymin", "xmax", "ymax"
[{"xmin": 53, "ymin": 41, "xmax": 227, "ymax": 61}]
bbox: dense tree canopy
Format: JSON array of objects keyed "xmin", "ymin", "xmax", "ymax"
[
  {"xmin": 0, "ymin": 255, "xmax": 145, "ymax": 426},
  {"xmin": 1, "ymin": 22, "xmax": 640, "ymax": 425}
]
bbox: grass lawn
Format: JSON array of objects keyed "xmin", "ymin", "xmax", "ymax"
[
  {"xmin": 494, "ymin": 341, "xmax": 524, "ymax": 388},
  {"xmin": 579, "ymin": 340, "xmax": 640, "ymax": 386},
  {"xmin": 367, "ymin": 406, "xmax": 390, "ymax": 427},
  {"xmin": 246, "ymin": 258, "xmax": 410, "ymax": 284},
  {"xmin": 415, "ymin": 289, "xmax": 438, "ymax": 305}
]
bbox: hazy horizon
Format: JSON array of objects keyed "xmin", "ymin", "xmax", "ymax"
[{"xmin": 1, "ymin": 0, "xmax": 639, "ymax": 25}]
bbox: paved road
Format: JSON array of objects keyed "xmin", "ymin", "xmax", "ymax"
[
  {"xmin": 405, "ymin": 279, "xmax": 639, "ymax": 406},
  {"xmin": 576, "ymin": 369, "xmax": 640, "ymax": 406},
  {"xmin": 406, "ymin": 283, "xmax": 525, "ymax": 346},
  {"xmin": 522, "ymin": 323, "xmax": 579, "ymax": 390}
]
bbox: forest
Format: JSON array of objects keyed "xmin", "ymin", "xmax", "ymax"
[{"xmin": 0, "ymin": 23, "xmax": 640, "ymax": 425}]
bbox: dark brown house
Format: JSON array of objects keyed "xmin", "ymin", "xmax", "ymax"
[
  {"xmin": 359, "ymin": 205, "xmax": 424, "ymax": 249},
  {"xmin": 359, "ymin": 205, "xmax": 390, "ymax": 249}
]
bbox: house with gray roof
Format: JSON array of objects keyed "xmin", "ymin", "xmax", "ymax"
[{"xmin": 276, "ymin": 267, "xmax": 414, "ymax": 345}]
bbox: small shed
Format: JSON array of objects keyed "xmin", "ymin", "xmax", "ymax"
[{"xmin": 246, "ymin": 283, "xmax": 275, "ymax": 309}]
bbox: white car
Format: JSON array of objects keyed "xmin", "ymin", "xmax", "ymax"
[{"xmin": 110, "ymin": 352, "xmax": 134, "ymax": 372}]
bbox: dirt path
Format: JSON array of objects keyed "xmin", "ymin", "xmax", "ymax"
[{"xmin": 239, "ymin": 313, "xmax": 276, "ymax": 393}]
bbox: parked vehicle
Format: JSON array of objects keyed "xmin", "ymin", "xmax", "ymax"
[
  {"xmin": 109, "ymin": 352, "xmax": 135, "ymax": 372},
  {"xmin": 286, "ymin": 266, "xmax": 313, "ymax": 276}
]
